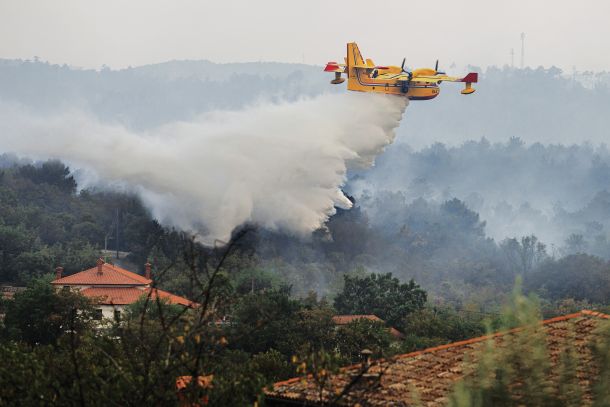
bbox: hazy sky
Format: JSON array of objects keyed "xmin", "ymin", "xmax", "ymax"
[{"xmin": 1, "ymin": 0, "xmax": 609, "ymax": 72}]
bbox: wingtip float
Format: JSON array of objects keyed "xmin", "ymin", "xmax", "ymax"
[{"xmin": 325, "ymin": 42, "xmax": 478, "ymax": 100}]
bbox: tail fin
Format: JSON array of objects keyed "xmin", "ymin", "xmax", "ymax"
[
  {"xmin": 347, "ymin": 43, "xmax": 365, "ymax": 68},
  {"xmin": 461, "ymin": 73, "xmax": 478, "ymax": 83},
  {"xmin": 346, "ymin": 43, "xmax": 366, "ymax": 90}
]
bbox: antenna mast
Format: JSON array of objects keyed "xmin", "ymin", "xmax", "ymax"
[{"xmin": 520, "ymin": 33, "xmax": 525, "ymax": 69}]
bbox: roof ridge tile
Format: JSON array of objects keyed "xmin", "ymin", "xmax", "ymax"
[{"xmin": 51, "ymin": 262, "xmax": 151, "ymax": 286}]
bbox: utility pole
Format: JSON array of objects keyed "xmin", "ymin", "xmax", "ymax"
[
  {"xmin": 520, "ymin": 32, "xmax": 525, "ymax": 69},
  {"xmin": 115, "ymin": 207, "xmax": 120, "ymax": 259},
  {"xmin": 510, "ymin": 48, "xmax": 514, "ymax": 68}
]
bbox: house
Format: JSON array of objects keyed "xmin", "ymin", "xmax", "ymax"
[
  {"xmin": 0, "ymin": 285, "xmax": 26, "ymax": 301},
  {"xmin": 51, "ymin": 258, "xmax": 195, "ymax": 320},
  {"xmin": 332, "ymin": 314, "xmax": 405, "ymax": 339},
  {"xmin": 266, "ymin": 310, "xmax": 609, "ymax": 406},
  {"xmin": 176, "ymin": 375, "xmax": 214, "ymax": 407}
]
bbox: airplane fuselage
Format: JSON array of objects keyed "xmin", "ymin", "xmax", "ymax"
[{"xmin": 347, "ymin": 68, "xmax": 440, "ymax": 100}]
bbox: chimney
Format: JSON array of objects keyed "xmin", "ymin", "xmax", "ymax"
[
  {"xmin": 145, "ymin": 262, "xmax": 152, "ymax": 280},
  {"xmin": 349, "ymin": 349, "xmax": 379, "ymax": 385},
  {"xmin": 97, "ymin": 258, "xmax": 104, "ymax": 274},
  {"xmin": 361, "ymin": 349, "xmax": 373, "ymax": 368},
  {"xmin": 55, "ymin": 266, "xmax": 64, "ymax": 280}
]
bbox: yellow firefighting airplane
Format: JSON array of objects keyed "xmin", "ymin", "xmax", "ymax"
[{"xmin": 324, "ymin": 43, "xmax": 477, "ymax": 100}]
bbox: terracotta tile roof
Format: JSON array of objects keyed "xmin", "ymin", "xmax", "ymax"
[
  {"xmin": 332, "ymin": 315, "xmax": 383, "ymax": 325},
  {"xmin": 1, "ymin": 285, "xmax": 26, "ymax": 300},
  {"xmin": 176, "ymin": 375, "xmax": 213, "ymax": 390},
  {"xmin": 81, "ymin": 287, "xmax": 146, "ymax": 305},
  {"xmin": 81, "ymin": 286, "xmax": 196, "ymax": 307},
  {"xmin": 387, "ymin": 327, "xmax": 405, "ymax": 339},
  {"xmin": 51, "ymin": 260, "xmax": 151, "ymax": 286},
  {"xmin": 151, "ymin": 288, "xmax": 198, "ymax": 308},
  {"xmin": 332, "ymin": 315, "xmax": 405, "ymax": 339},
  {"xmin": 176, "ymin": 375, "xmax": 213, "ymax": 407},
  {"xmin": 266, "ymin": 310, "xmax": 609, "ymax": 406}
]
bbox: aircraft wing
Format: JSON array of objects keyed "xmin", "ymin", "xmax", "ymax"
[
  {"xmin": 414, "ymin": 73, "xmax": 478, "ymax": 83},
  {"xmin": 380, "ymin": 73, "xmax": 410, "ymax": 80},
  {"xmin": 414, "ymin": 75, "xmax": 461, "ymax": 83}
]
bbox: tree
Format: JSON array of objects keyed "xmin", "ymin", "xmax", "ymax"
[
  {"xmin": 230, "ymin": 287, "xmax": 303, "ymax": 356},
  {"xmin": 0, "ymin": 223, "xmax": 34, "ymax": 281},
  {"xmin": 2, "ymin": 276, "xmax": 95, "ymax": 345},
  {"xmin": 441, "ymin": 198, "xmax": 486, "ymax": 238},
  {"xmin": 400, "ymin": 307, "xmax": 485, "ymax": 352},
  {"xmin": 335, "ymin": 319, "xmax": 393, "ymax": 362},
  {"xmin": 17, "ymin": 160, "xmax": 77, "ymax": 194},
  {"xmin": 525, "ymin": 254, "xmax": 610, "ymax": 304},
  {"xmin": 334, "ymin": 272, "xmax": 427, "ymax": 326},
  {"xmin": 500, "ymin": 235, "xmax": 547, "ymax": 275},
  {"xmin": 564, "ymin": 233, "xmax": 587, "ymax": 255}
]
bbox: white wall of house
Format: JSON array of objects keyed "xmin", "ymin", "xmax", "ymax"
[
  {"xmin": 52, "ymin": 286, "xmax": 128, "ymax": 321},
  {"xmin": 97, "ymin": 304, "xmax": 125, "ymax": 320}
]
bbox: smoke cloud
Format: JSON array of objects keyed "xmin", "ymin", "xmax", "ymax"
[{"xmin": 0, "ymin": 93, "xmax": 407, "ymax": 244}]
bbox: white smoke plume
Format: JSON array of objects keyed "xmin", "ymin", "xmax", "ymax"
[{"xmin": 0, "ymin": 93, "xmax": 407, "ymax": 244}]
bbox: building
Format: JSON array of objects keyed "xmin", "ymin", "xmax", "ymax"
[
  {"xmin": 0, "ymin": 285, "xmax": 25, "ymax": 301},
  {"xmin": 266, "ymin": 310, "xmax": 609, "ymax": 406},
  {"xmin": 176, "ymin": 375, "xmax": 214, "ymax": 407},
  {"xmin": 51, "ymin": 258, "xmax": 195, "ymax": 320},
  {"xmin": 332, "ymin": 314, "xmax": 405, "ymax": 339}
]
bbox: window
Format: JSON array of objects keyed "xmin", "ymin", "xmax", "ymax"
[
  {"xmin": 93, "ymin": 309, "xmax": 103, "ymax": 320},
  {"xmin": 114, "ymin": 309, "xmax": 121, "ymax": 321}
]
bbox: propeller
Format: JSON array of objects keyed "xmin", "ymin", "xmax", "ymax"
[
  {"xmin": 400, "ymin": 57, "xmax": 413, "ymax": 84},
  {"xmin": 434, "ymin": 59, "xmax": 446, "ymax": 75}
]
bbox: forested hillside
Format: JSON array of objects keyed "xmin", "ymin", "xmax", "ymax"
[
  {"xmin": 0, "ymin": 160, "xmax": 161, "ymax": 282},
  {"xmin": 1, "ymin": 58, "xmax": 610, "ymax": 406},
  {"xmin": 2, "ymin": 58, "xmax": 610, "ymax": 305},
  {"xmin": 0, "ymin": 58, "xmax": 332, "ymax": 129},
  {"xmin": 2, "ymin": 58, "xmax": 609, "ymax": 145},
  {"xmin": 1, "ymin": 157, "xmax": 609, "ymax": 314},
  {"xmin": 353, "ymin": 139, "xmax": 610, "ymax": 249},
  {"xmin": 1, "ymin": 155, "xmax": 609, "ymax": 404},
  {"xmin": 2, "ymin": 59, "xmax": 610, "ymax": 248}
]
